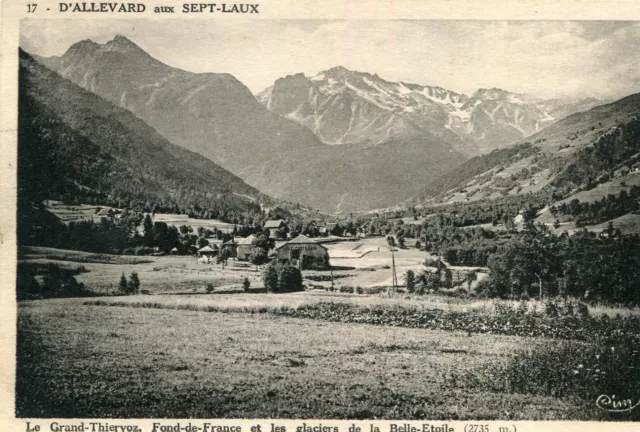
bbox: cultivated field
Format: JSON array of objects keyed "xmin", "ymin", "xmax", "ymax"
[
  {"xmin": 152, "ymin": 213, "xmax": 234, "ymax": 232},
  {"xmin": 44, "ymin": 201, "xmax": 235, "ymax": 232},
  {"xmin": 44, "ymin": 200, "xmax": 109, "ymax": 223}
]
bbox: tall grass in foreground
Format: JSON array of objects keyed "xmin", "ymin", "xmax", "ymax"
[{"xmin": 483, "ymin": 337, "xmax": 640, "ymax": 420}]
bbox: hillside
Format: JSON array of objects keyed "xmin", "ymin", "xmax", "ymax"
[
  {"xmin": 18, "ymin": 49, "xmax": 267, "ymax": 223},
  {"xmin": 35, "ymin": 37, "xmax": 468, "ymax": 212},
  {"xmin": 408, "ymin": 92, "xmax": 640, "ymax": 231},
  {"xmin": 258, "ymin": 67, "xmax": 601, "ymax": 156},
  {"xmin": 36, "ymin": 36, "xmax": 324, "ymax": 174}
]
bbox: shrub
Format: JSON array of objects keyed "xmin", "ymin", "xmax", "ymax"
[
  {"xmin": 356, "ymin": 286, "xmax": 364, "ymax": 294},
  {"xmin": 135, "ymin": 246, "xmax": 153, "ymax": 256},
  {"xmin": 17, "ymin": 263, "xmax": 91, "ymax": 300},
  {"xmin": 206, "ymin": 283, "xmax": 214, "ymax": 293},
  {"xmin": 576, "ymin": 302, "xmax": 590, "ymax": 319},
  {"xmin": 277, "ymin": 266, "xmax": 303, "ymax": 293},
  {"xmin": 302, "ymin": 253, "xmax": 330, "ymax": 270},
  {"xmin": 544, "ymin": 299, "xmax": 559, "ymax": 318},
  {"xmin": 365, "ymin": 286, "xmax": 387, "ymax": 295},
  {"xmin": 516, "ymin": 300, "xmax": 529, "ymax": 315},
  {"xmin": 242, "ymin": 277, "xmax": 250, "ymax": 292},
  {"xmin": 562, "ymin": 301, "xmax": 575, "ymax": 317},
  {"xmin": 475, "ymin": 278, "xmax": 497, "ymax": 298},
  {"xmin": 493, "ymin": 337, "xmax": 640, "ymax": 418}
]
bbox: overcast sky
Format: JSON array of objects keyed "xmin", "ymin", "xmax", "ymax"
[{"xmin": 20, "ymin": 19, "xmax": 640, "ymax": 99}]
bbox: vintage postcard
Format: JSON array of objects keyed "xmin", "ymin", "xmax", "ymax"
[{"xmin": 2, "ymin": 0, "xmax": 640, "ymax": 431}]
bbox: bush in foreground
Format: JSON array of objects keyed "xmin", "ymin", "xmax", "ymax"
[{"xmin": 488, "ymin": 337, "xmax": 640, "ymax": 420}]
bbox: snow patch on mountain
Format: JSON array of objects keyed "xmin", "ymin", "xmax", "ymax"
[{"xmin": 258, "ymin": 66, "xmax": 603, "ymax": 155}]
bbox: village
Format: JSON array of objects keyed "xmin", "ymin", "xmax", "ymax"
[{"xmin": 25, "ymin": 201, "xmax": 487, "ymax": 297}]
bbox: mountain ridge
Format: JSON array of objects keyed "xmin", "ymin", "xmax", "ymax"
[
  {"xmin": 257, "ymin": 66, "xmax": 604, "ymax": 156},
  {"xmin": 18, "ymin": 48, "xmax": 269, "ymax": 222},
  {"xmin": 33, "ymin": 36, "xmax": 469, "ymax": 213}
]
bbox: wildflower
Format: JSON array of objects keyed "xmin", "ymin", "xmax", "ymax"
[
  {"xmin": 573, "ymin": 370, "xmax": 579, "ymax": 375},
  {"xmin": 578, "ymin": 364, "xmax": 584, "ymax": 368}
]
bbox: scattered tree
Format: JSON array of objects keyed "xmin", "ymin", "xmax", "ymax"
[
  {"xmin": 118, "ymin": 273, "xmax": 128, "ymax": 293},
  {"xmin": 128, "ymin": 272, "xmax": 140, "ymax": 295},
  {"xmin": 263, "ymin": 265, "xmax": 278, "ymax": 293},
  {"xmin": 250, "ymin": 247, "xmax": 270, "ymax": 270},
  {"xmin": 405, "ymin": 269, "xmax": 415, "ymax": 293}
]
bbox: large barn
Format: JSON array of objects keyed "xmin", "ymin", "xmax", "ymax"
[{"xmin": 275, "ymin": 235, "xmax": 329, "ymax": 270}]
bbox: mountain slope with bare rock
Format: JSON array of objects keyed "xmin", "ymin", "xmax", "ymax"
[
  {"xmin": 258, "ymin": 67, "xmax": 603, "ymax": 156},
  {"xmin": 35, "ymin": 37, "xmax": 468, "ymax": 212}
]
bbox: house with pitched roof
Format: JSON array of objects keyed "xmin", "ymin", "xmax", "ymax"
[
  {"xmin": 275, "ymin": 235, "xmax": 329, "ymax": 270},
  {"xmin": 237, "ymin": 234, "xmax": 256, "ymax": 261},
  {"xmin": 221, "ymin": 239, "xmax": 238, "ymax": 257},
  {"xmin": 264, "ymin": 219, "xmax": 287, "ymax": 239},
  {"xmin": 197, "ymin": 245, "xmax": 217, "ymax": 257}
]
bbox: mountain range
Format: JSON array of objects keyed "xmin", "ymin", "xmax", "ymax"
[
  {"xmin": 30, "ymin": 35, "xmax": 630, "ymax": 215},
  {"xmin": 18, "ymin": 48, "xmax": 267, "ymax": 223},
  {"xmin": 33, "ymin": 36, "xmax": 470, "ymax": 212},
  {"xmin": 258, "ymin": 67, "xmax": 602, "ymax": 156}
]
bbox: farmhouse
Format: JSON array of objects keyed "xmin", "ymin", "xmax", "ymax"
[
  {"xmin": 197, "ymin": 245, "xmax": 218, "ymax": 257},
  {"xmin": 275, "ymin": 235, "xmax": 329, "ymax": 270},
  {"xmin": 237, "ymin": 234, "xmax": 256, "ymax": 261},
  {"xmin": 95, "ymin": 207, "xmax": 121, "ymax": 218},
  {"xmin": 222, "ymin": 239, "xmax": 238, "ymax": 257},
  {"xmin": 264, "ymin": 219, "xmax": 287, "ymax": 239}
]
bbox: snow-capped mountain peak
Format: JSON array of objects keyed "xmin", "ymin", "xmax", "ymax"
[{"xmin": 257, "ymin": 67, "xmax": 602, "ymax": 154}]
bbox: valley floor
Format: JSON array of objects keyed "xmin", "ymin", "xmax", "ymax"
[{"xmin": 20, "ymin": 237, "xmax": 488, "ymax": 296}]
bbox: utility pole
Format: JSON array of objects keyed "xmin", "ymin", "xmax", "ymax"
[
  {"xmin": 330, "ymin": 264, "xmax": 334, "ymax": 291},
  {"xmin": 391, "ymin": 248, "xmax": 398, "ymax": 293}
]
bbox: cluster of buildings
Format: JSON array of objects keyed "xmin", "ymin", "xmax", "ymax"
[{"xmin": 195, "ymin": 219, "xmax": 330, "ymax": 270}]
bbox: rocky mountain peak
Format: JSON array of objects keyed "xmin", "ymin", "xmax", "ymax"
[
  {"xmin": 64, "ymin": 39, "xmax": 100, "ymax": 57},
  {"xmin": 324, "ymin": 65, "xmax": 350, "ymax": 74},
  {"xmin": 258, "ymin": 68, "xmax": 603, "ymax": 156},
  {"xmin": 103, "ymin": 34, "xmax": 145, "ymax": 54}
]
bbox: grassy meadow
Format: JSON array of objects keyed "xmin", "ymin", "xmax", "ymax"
[
  {"xmin": 15, "ymin": 240, "xmax": 640, "ymax": 420},
  {"xmin": 19, "ymin": 300, "xmax": 598, "ymax": 420}
]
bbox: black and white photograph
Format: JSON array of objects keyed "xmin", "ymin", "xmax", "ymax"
[{"xmin": 12, "ymin": 16, "xmax": 640, "ymax": 422}]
